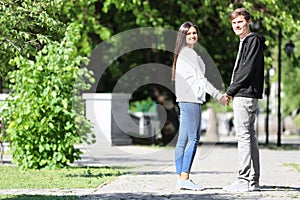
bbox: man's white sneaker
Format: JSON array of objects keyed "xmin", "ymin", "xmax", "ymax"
[
  {"xmin": 249, "ymin": 182, "xmax": 261, "ymax": 191},
  {"xmin": 223, "ymin": 179, "xmax": 249, "ymax": 192}
]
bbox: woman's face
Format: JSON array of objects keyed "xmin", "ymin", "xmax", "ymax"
[{"xmin": 185, "ymin": 26, "xmax": 198, "ymax": 48}]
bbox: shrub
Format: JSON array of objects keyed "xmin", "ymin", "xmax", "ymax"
[{"xmin": 0, "ymin": 23, "xmax": 95, "ymax": 169}]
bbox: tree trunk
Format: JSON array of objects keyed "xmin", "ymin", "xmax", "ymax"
[
  {"xmin": 151, "ymin": 85, "xmax": 179, "ymax": 146},
  {"xmin": 0, "ymin": 76, "xmax": 2, "ymax": 93},
  {"xmin": 205, "ymin": 107, "xmax": 219, "ymax": 143}
]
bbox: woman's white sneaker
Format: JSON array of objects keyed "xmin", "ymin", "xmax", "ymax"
[{"xmin": 176, "ymin": 179, "xmax": 204, "ymax": 191}]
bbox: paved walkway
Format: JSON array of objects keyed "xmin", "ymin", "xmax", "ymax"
[{"xmin": 1, "ymin": 140, "xmax": 300, "ymax": 199}]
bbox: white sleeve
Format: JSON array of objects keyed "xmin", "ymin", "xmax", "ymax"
[
  {"xmin": 204, "ymin": 79, "xmax": 223, "ymax": 100},
  {"xmin": 196, "ymin": 56, "xmax": 223, "ymax": 100}
]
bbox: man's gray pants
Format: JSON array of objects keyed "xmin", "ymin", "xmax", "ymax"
[{"xmin": 233, "ymin": 97, "xmax": 260, "ymax": 184}]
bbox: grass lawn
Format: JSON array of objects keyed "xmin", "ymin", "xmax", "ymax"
[
  {"xmin": 0, "ymin": 196, "xmax": 79, "ymax": 200},
  {"xmin": 0, "ymin": 165, "xmax": 125, "ymax": 189},
  {"xmin": 0, "ymin": 165, "xmax": 126, "ymax": 199},
  {"xmin": 286, "ymin": 163, "xmax": 300, "ymax": 172},
  {"xmin": 260, "ymin": 143, "xmax": 300, "ymax": 150}
]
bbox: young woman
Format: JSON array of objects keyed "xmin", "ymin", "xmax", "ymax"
[{"xmin": 172, "ymin": 21, "xmax": 228, "ymax": 190}]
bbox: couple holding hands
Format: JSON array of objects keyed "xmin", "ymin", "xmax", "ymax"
[{"xmin": 173, "ymin": 8, "xmax": 266, "ymax": 192}]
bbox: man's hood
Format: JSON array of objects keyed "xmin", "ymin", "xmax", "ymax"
[{"xmin": 246, "ymin": 32, "xmax": 267, "ymax": 50}]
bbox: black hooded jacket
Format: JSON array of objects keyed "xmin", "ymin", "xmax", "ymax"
[{"xmin": 226, "ymin": 33, "xmax": 266, "ymax": 99}]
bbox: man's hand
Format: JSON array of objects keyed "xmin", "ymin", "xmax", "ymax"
[{"xmin": 219, "ymin": 93, "xmax": 232, "ymax": 106}]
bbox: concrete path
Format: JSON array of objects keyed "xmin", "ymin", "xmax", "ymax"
[
  {"xmin": 1, "ymin": 141, "xmax": 300, "ymax": 199},
  {"xmin": 77, "ymin": 144, "xmax": 300, "ymax": 200}
]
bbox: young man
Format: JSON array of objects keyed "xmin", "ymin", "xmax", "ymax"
[{"xmin": 223, "ymin": 8, "xmax": 266, "ymax": 192}]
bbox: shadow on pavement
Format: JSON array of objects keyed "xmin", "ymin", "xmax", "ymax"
[
  {"xmin": 262, "ymin": 185, "xmax": 300, "ymax": 192},
  {"xmin": 79, "ymin": 185, "xmax": 300, "ymax": 200},
  {"xmin": 126, "ymin": 170, "xmax": 234, "ymax": 176},
  {"xmin": 80, "ymin": 192, "xmax": 238, "ymax": 200}
]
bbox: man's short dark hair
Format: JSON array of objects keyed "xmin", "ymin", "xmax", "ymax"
[{"xmin": 229, "ymin": 8, "xmax": 252, "ymax": 22}]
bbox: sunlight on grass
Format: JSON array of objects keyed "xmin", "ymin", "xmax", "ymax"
[
  {"xmin": 0, "ymin": 165, "xmax": 125, "ymax": 189},
  {"xmin": 260, "ymin": 144, "xmax": 300, "ymax": 150},
  {"xmin": 285, "ymin": 163, "xmax": 300, "ymax": 173},
  {"xmin": 0, "ymin": 195, "xmax": 79, "ymax": 200}
]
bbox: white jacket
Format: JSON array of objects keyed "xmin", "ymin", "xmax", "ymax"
[{"xmin": 175, "ymin": 46, "xmax": 223, "ymax": 104}]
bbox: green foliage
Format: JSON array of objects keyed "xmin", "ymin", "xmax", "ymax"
[
  {"xmin": 0, "ymin": 0, "xmax": 66, "ymax": 88},
  {"xmin": 129, "ymin": 97, "xmax": 156, "ymax": 112},
  {"xmin": 281, "ymin": 37, "xmax": 300, "ymax": 115},
  {"xmin": 0, "ymin": 0, "xmax": 105, "ymax": 88},
  {"xmin": 0, "ymin": 23, "xmax": 95, "ymax": 169},
  {"xmin": 294, "ymin": 114, "xmax": 300, "ymax": 129}
]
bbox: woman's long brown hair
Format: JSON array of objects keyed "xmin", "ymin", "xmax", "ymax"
[{"xmin": 171, "ymin": 21, "xmax": 199, "ymax": 81}]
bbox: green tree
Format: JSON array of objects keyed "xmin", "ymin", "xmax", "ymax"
[
  {"xmin": 281, "ymin": 38, "xmax": 300, "ymax": 115},
  {"xmin": 248, "ymin": 0, "xmax": 300, "ymax": 116}
]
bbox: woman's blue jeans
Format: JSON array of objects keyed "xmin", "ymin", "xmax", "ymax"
[{"xmin": 175, "ymin": 102, "xmax": 202, "ymax": 175}]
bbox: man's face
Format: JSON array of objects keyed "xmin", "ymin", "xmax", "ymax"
[{"xmin": 231, "ymin": 15, "xmax": 251, "ymax": 38}]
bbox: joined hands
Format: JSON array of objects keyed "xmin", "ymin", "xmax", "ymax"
[{"xmin": 219, "ymin": 93, "xmax": 232, "ymax": 106}]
